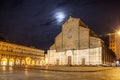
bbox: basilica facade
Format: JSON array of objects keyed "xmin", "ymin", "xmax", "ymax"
[{"xmin": 47, "ymin": 17, "xmax": 115, "ymax": 66}]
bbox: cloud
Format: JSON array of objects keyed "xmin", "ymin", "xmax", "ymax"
[{"xmin": 38, "ymin": 17, "xmax": 56, "ymax": 26}]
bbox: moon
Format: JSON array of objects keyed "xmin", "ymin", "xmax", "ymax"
[{"xmin": 54, "ymin": 12, "xmax": 66, "ymax": 23}]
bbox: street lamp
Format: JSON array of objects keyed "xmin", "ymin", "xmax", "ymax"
[
  {"xmin": 116, "ymin": 30, "xmax": 120, "ymax": 66},
  {"xmin": 117, "ymin": 31, "xmax": 120, "ymax": 35}
]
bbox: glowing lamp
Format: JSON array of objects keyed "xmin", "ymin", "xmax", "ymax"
[{"xmin": 117, "ymin": 31, "xmax": 120, "ymax": 35}]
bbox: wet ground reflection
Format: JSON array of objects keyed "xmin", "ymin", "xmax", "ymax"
[{"xmin": 0, "ymin": 66, "xmax": 120, "ymax": 80}]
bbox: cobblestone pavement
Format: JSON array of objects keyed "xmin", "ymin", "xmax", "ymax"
[
  {"xmin": 0, "ymin": 66, "xmax": 120, "ymax": 80},
  {"xmin": 30, "ymin": 66, "xmax": 114, "ymax": 72}
]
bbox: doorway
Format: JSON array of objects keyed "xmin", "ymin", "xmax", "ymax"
[
  {"xmin": 82, "ymin": 58, "xmax": 85, "ymax": 65},
  {"xmin": 56, "ymin": 59, "xmax": 59, "ymax": 65},
  {"xmin": 68, "ymin": 56, "xmax": 71, "ymax": 66}
]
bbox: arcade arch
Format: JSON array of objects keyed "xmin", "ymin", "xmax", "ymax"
[
  {"xmin": 26, "ymin": 57, "xmax": 31, "ymax": 65},
  {"xmin": 9, "ymin": 58, "xmax": 14, "ymax": 66},
  {"xmin": 16, "ymin": 58, "xmax": 20, "ymax": 65},
  {"xmin": 1, "ymin": 57, "xmax": 7, "ymax": 66}
]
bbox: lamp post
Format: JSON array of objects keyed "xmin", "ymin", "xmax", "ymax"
[
  {"xmin": 116, "ymin": 30, "xmax": 120, "ymax": 66},
  {"xmin": 117, "ymin": 31, "xmax": 120, "ymax": 35}
]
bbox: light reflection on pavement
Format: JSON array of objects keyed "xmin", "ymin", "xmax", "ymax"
[{"xmin": 0, "ymin": 66, "xmax": 120, "ymax": 80}]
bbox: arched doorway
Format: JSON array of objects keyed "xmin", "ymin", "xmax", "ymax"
[
  {"xmin": 16, "ymin": 59, "xmax": 20, "ymax": 65},
  {"xmin": 31, "ymin": 60, "xmax": 35, "ymax": 66},
  {"xmin": 68, "ymin": 56, "xmax": 71, "ymax": 66},
  {"xmin": 66, "ymin": 50, "xmax": 73, "ymax": 66},
  {"xmin": 26, "ymin": 57, "xmax": 31, "ymax": 65},
  {"xmin": 82, "ymin": 58, "xmax": 85, "ymax": 65},
  {"xmin": 21, "ymin": 60, "xmax": 25, "ymax": 65},
  {"xmin": 56, "ymin": 59, "xmax": 60, "ymax": 65},
  {"xmin": 40, "ymin": 60, "xmax": 44, "ymax": 66},
  {"xmin": 9, "ymin": 58, "xmax": 14, "ymax": 66},
  {"xmin": 1, "ymin": 58, "xmax": 7, "ymax": 66},
  {"xmin": 36, "ymin": 60, "xmax": 40, "ymax": 65}
]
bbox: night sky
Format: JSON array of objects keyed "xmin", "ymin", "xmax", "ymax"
[{"xmin": 0, "ymin": 0, "xmax": 120, "ymax": 50}]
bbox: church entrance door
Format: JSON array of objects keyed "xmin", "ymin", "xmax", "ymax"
[
  {"xmin": 82, "ymin": 58, "xmax": 85, "ymax": 65},
  {"xmin": 68, "ymin": 56, "xmax": 71, "ymax": 66},
  {"xmin": 56, "ymin": 59, "xmax": 59, "ymax": 65},
  {"xmin": 66, "ymin": 50, "xmax": 73, "ymax": 66}
]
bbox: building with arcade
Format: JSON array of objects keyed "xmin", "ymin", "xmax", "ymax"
[{"xmin": 0, "ymin": 41, "xmax": 45, "ymax": 66}]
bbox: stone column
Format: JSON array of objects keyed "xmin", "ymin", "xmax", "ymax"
[
  {"xmin": 7, "ymin": 57, "xmax": 9, "ymax": 67},
  {"xmin": 14, "ymin": 57, "xmax": 16, "ymax": 66}
]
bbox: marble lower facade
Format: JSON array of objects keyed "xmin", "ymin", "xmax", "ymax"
[
  {"xmin": 47, "ymin": 47, "xmax": 115, "ymax": 66},
  {"xmin": 47, "ymin": 47, "xmax": 102, "ymax": 65}
]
